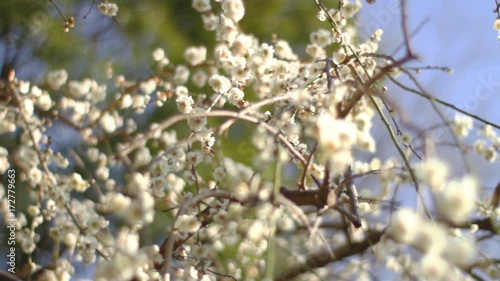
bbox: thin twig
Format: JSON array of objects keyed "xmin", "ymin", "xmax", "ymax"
[{"xmin": 299, "ymin": 142, "xmax": 318, "ymax": 190}]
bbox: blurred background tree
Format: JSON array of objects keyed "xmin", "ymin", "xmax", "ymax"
[{"xmin": 0, "ymin": 0, "xmax": 325, "ymax": 81}]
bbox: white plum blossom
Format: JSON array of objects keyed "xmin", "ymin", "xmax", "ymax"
[
  {"xmin": 222, "ymin": 0, "xmax": 245, "ymax": 23},
  {"xmin": 415, "ymin": 158, "xmax": 449, "ymax": 190},
  {"xmin": 227, "ymin": 87, "xmax": 244, "ymax": 105},
  {"xmin": 47, "ymin": 69, "xmax": 68, "ymax": 89},
  {"xmin": 316, "ymin": 10, "xmax": 327, "ymax": 22},
  {"xmin": 387, "ymin": 208, "xmax": 421, "ymax": 243},
  {"xmin": 99, "ymin": 112, "xmax": 117, "ymax": 133},
  {"xmin": 202, "ymin": 13, "xmax": 219, "ymax": 31},
  {"xmin": 437, "ymin": 176, "xmax": 478, "ymax": 222},
  {"xmin": 192, "ymin": 0, "xmax": 211, "ymax": 12},
  {"xmin": 173, "ymin": 65, "xmax": 190, "ymax": 84},
  {"xmin": 184, "ymin": 46, "xmax": 207, "ymax": 66},
  {"xmin": 186, "ymin": 151, "xmax": 204, "ymax": 166},
  {"xmin": 68, "ymin": 79, "xmax": 91, "ymax": 99},
  {"xmin": 98, "ymin": 2, "xmax": 119, "ymax": 17},
  {"xmin": 315, "ymin": 113, "xmax": 358, "ymax": 153},
  {"xmin": 494, "ymin": 19, "xmax": 500, "ymax": 31},
  {"xmin": 412, "ymin": 223, "xmax": 447, "ymax": 254},
  {"xmin": 274, "ymin": 40, "xmax": 297, "ymax": 60},
  {"xmin": 192, "ymin": 70, "xmax": 208, "ymax": 87},
  {"xmin": 152, "ymin": 47, "xmax": 165, "ymax": 61},
  {"xmin": 420, "ymin": 254, "xmax": 449, "ymax": 281},
  {"xmin": 187, "ymin": 108, "xmax": 208, "ymax": 131},
  {"xmin": 35, "ymin": 92, "xmax": 53, "ymax": 111},
  {"xmin": 247, "ymin": 220, "xmax": 266, "ymax": 242},
  {"xmin": 208, "ymin": 74, "xmax": 232, "ymax": 93},
  {"xmin": 310, "ymin": 29, "xmax": 333, "ymax": 48},
  {"xmin": 213, "ymin": 167, "xmax": 226, "ymax": 181},
  {"xmin": 176, "ymin": 95, "xmax": 195, "ymax": 114},
  {"xmin": 176, "ymin": 214, "xmax": 201, "ymax": 233},
  {"xmin": 452, "ymin": 114, "xmax": 473, "ymax": 137}
]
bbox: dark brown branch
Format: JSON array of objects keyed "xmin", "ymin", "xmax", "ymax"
[
  {"xmin": 279, "ymin": 186, "xmax": 329, "ymax": 209},
  {"xmin": 337, "ymin": 53, "xmax": 415, "ymax": 118},
  {"xmin": 274, "ymin": 230, "xmax": 385, "ymax": 281}
]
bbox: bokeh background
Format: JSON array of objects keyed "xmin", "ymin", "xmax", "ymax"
[{"xmin": 1, "ymin": 0, "xmax": 499, "ymax": 278}]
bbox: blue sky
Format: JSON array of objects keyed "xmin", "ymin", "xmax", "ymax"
[
  {"xmin": 358, "ymin": 0, "xmax": 500, "ymax": 264},
  {"xmin": 360, "ymin": 0, "xmax": 499, "ymax": 186}
]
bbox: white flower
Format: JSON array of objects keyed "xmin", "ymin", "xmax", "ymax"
[
  {"xmin": 482, "ymin": 124, "xmax": 496, "ymax": 139},
  {"xmin": 47, "ymin": 69, "xmax": 68, "ymax": 89},
  {"xmin": 327, "ymin": 149, "xmax": 353, "ymax": 175},
  {"xmin": 186, "ymin": 151, "xmax": 204, "ymax": 166},
  {"xmin": 412, "ymin": 223, "xmax": 447, "ymax": 254},
  {"xmin": 152, "ymin": 48, "xmax": 165, "ymax": 61},
  {"xmin": 274, "ymin": 40, "xmax": 297, "ymax": 60},
  {"xmin": 169, "ymin": 147, "xmax": 186, "ymax": 162},
  {"xmin": 99, "ymin": 112, "xmax": 117, "ymax": 133},
  {"xmin": 98, "ymin": 2, "xmax": 119, "ymax": 17},
  {"xmin": 128, "ymin": 172, "xmax": 151, "ymax": 193},
  {"xmin": 247, "ymin": 220, "xmax": 266, "ymax": 242},
  {"xmin": 202, "ymin": 13, "xmax": 219, "ymax": 31},
  {"xmin": 174, "ymin": 86, "xmax": 189, "ymax": 97},
  {"xmin": 187, "ymin": 108, "xmax": 207, "ymax": 132},
  {"xmin": 140, "ymin": 79, "xmax": 157, "ymax": 95},
  {"xmin": 315, "ymin": 113, "xmax": 357, "ymax": 152},
  {"xmin": 420, "ymin": 254, "xmax": 449, "ymax": 281},
  {"xmin": 387, "ymin": 208, "xmax": 421, "ymax": 243},
  {"xmin": 494, "ymin": 19, "xmax": 500, "ymax": 31},
  {"xmin": 175, "ymin": 96, "xmax": 195, "ymax": 114},
  {"xmin": 452, "ymin": 114, "xmax": 473, "ymax": 138},
  {"xmin": 173, "ymin": 65, "xmax": 190, "ymax": 85},
  {"xmin": 192, "ymin": 0, "xmax": 211, "ymax": 12},
  {"xmin": 22, "ymin": 98, "xmax": 34, "ymax": 117},
  {"xmin": 356, "ymin": 132, "xmax": 376, "ymax": 152},
  {"xmin": 36, "ymin": 92, "xmax": 53, "ymax": 111},
  {"xmin": 176, "ymin": 214, "xmax": 201, "ymax": 233},
  {"xmin": 342, "ymin": 1, "xmax": 362, "ymax": 19},
  {"xmin": 415, "ymin": 158, "xmax": 448, "ymax": 190},
  {"xmin": 68, "ymin": 80, "xmax": 91, "ymax": 99},
  {"xmin": 444, "ymin": 237, "xmax": 475, "ymax": 266},
  {"xmin": 484, "ymin": 147, "xmax": 497, "ymax": 162},
  {"xmin": 340, "ymin": 32, "xmax": 351, "ymax": 46},
  {"xmin": 310, "ymin": 29, "xmax": 332, "ymax": 48},
  {"xmin": 222, "ymin": 0, "xmax": 245, "ymax": 23},
  {"xmin": 231, "ymin": 63, "xmax": 251, "ymax": 82},
  {"xmin": 121, "ymin": 193, "xmax": 155, "ymax": 225},
  {"xmin": 208, "ymin": 74, "xmax": 232, "ymax": 93},
  {"xmin": 305, "ymin": 42, "xmax": 324, "ymax": 60},
  {"xmin": 134, "ymin": 147, "xmax": 152, "ymax": 167},
  {"xmin": 184, "ymin": 46, "xmax": 207, "ymax": 66},
  {"xmin": 258, "ymin": 43, "xmax": 274, "ymax": 60},
  {"xmin": 70, "ymin": 173, "xmax": 90, "ymax": 192},
  {"xmin": 316, "ymin": 10, "xmax": 327, "ymax": 21},
  {"xmin": 111, "ymin": 193, "xmax": 131, "ymax": 212},
  {"xmin": 227, "ymin": 87, "xmax": 244, "ymax": 105},
  {"xmin": 30, "ymin": 85, "xmax": 42, "ymax": 97},
  {"xmin": 192, "ymin": 70, "xmax": 208, "ymax": 88},
  {"xmin": 213, "ymin": 167, "xmax": 226, "ymax": 181},
  {"xmin": 437, "ymin": 176, "xmax": 478, "ymax": 222}
]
